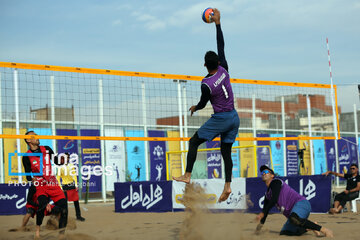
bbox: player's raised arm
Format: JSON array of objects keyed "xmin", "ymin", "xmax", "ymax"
[{"xmin": 212, "ymin": 8, "xmax": 228, "ymax": 71}]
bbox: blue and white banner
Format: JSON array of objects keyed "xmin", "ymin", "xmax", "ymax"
[
  {"xmin": 80, "ymin": 129, "xmax": 102, "ymax": 192},
  {"xmin": 105, "ymin": 128, "xmax": 126, "ymax": 191},
  {"xmin": 231, "ymin": 140, "xmax": 240, "ymax": 178},
  {"xmin": 347, "ymin": 137, "xmax": 359, "ymax": 165},
  {"xmin": 125, "ymin": 130, "xmax": 146, "ymax": 181},
  {"xmin": 246, "ymin": 175, "xmax": 331, "ymax": 213},
  {"xmin": 270, "ymin": 134, "xmax": 284, "ymax": 176},
  {"xmin": 114, "ymin": 181, "xmax": 172, "ymax": 212},
  {"xmin": 172, "ymin": 178, "xmax": 246, "ymax": 210},
  {"xmin": 286, "ymin": 135, "xmax": 298, "ymax": 176},
  {"xmin": 0, "ymin": 184, "xmax": 28, "ymax": 215},
  {"xmin": 256, "ymin": 134, "xmax": 271, "ymax": 177},
  {"xmin": 206, "ymin": 141, "xmax": 222, "ymax": 179},
  {"xmin": 325, "ymin": 140, "xmax": 336, "ymax": 172},
  {"xmin": 337, "ymin": 138, "xmax": 352, "ymax": 173},
  {"xmin": 313, "ymin": 140, "xmax": 327, "ymax": 174},
  {"xmin": 148, "ymin": 130, "xmax": 166, "ymax": 181}
]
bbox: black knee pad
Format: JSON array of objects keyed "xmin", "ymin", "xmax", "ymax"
[{"xmin": 289, "ymin": 212, "xmax": 306, "ymax": 227}]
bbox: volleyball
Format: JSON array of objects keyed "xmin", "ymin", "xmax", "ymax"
[{"xmin": 202, "ymin": 7, "xmax": 214, "ymax": 23}]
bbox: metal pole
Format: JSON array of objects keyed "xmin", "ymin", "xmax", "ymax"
[
  {"xmin": 99, "ymin": 79, "xmax": 106, "ymax": 202},
  {"xmin": 306, "ymin": 95, "xmax": 314, "ymax": 175},
  {"xmin": 14, "ymin": 69, "xmax": 22, "ymax": 182},
  {"xmin": 0, "ymin": 73, "xmax": 4, "ymax": 183},
  {"xmin": 141, "ymin": 82, "xmax": 149, "ymax": 181},
  {"xmin": 183, "ymin": 85, "xmax": 189, "ymax": 151},
  {"xmin": 327, "ymin": 38, "xmax": 340, "ymax": 185},
  {"xmin": 252, "ymin": 94, "xmax": 257, "ymax": 176},
  {"xmin": 177, "ymin": 81, "xmax": 184, "ymax": 174},
  {"xmin": 50, "ymin": 76, "xmax": 56, "ymax": 150},
  {"xmin": 354, "ymin": 104, "xmax": 359, "ymax": 168},
  {"xmin": 281, "ymin": 97, "xmax": 287, "ymax": 176}
]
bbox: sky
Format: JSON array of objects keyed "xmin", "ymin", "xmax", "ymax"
[{"xmin": 0, "ymin": 0, "xmax": 359, "ymax": 110}]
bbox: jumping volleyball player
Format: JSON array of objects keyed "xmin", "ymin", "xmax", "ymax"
[
  {"xmin": 22, "ymin": 131, "xmax": 68, "ymax": 239},
  {"xmin": 173, "ymin": 8, "xmax": 240, "ymax": 202}
]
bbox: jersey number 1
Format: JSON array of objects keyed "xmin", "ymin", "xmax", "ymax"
[{"xmin": 222, "ymin": 85, "xmax": 229, "ymax": 99}]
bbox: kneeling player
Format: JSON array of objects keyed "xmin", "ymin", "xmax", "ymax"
[{"xmin": 255, "ymin": 165, "xmax": 333, "ymax": 237}]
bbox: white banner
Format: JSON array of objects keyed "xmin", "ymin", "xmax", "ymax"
[
  {"xmin": 105, "ymin": 128, "xmax": 126, "ymax": 191},
  {"xmin": 172, "ymin": 178, "xmax": 246, "ymax": 209}
]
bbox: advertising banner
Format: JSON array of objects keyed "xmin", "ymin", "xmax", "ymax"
[
  {"xmin": 114, "ymin": 181, "xmax": 172, "ymax": 212},
  {"xmin": 231, "ymin": 140, "xmax": 240, "ymax": 178},
  {"xmin": 239, "ymin": 133, "xmax": 255, "ymax": 177},
  {"xmin": 4, "ymin": 128, "xmax": 27, "ymax": 183},
  {"xmin": 56, "ymin": 129, "xmax": 79, "ymax": 186},
  {"xmin": 270, "ymin": 134, "xmax": 284, "ymax": 176},
  {"xmin": 256, "ymin": 134, "xmax": 271, "ymax": 177},
  {"xmin": 246, "ymin": 175, "xmax": 331, "ymax": 213},
  {"xmin": 80, "ymin": 129, "xmax": 102, "ymax": 192},
  {"xmin": 298, "ymin": 136, "xmax": 311, "ymax": 175},
  {"xmin": 56, "ymin": 129, "xmax": 78, "ymax": 155},
  {"xmin": 172, "ymin": 178, "xmax": 246, "ymax": 210},
  {"xmin": 167, "ymin": 131, "xmax": 182, "ymax": 179},
  {"xmin": 206, "ymin": 141, "xmax": 222, "ymax": 179},
  {"xmin": 0, "ymin": 184, "xmax": 28, "ymax": 215},
  {"xmin": 286, "ymin": 135, "xmax": 298, "ymax": 176},
  {"xmin": 313, "ymin": 140, "xmax": 326, "ymax": 174},
  {"xmin": 347, "ymin": 137, "xmax": 359, "ymax": 165},
  {"xmin": 337, "ymin": 138, "xmax": 351, "ymax": 173},
  {"xmin": 148, "ymin": 130, "xmax": 166, "ymax": 182},
  {"xmin": 325, "ymin": 140, "xmax": 336, "ymax": 173},
  {"xmin": 105, "ymin": 128, "xmax": 126, "ymax": 191},
  {"xmin": 125, "ymin": 130, "xmax": 146, "ymax": 182}
]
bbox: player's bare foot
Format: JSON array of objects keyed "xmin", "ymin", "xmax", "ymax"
[
  {"xmin": 172, "ymin": 173, "xmax": 191, "ymax": 183},
  {"xmin": 320, "ymin": 227, "xmax": 333, "ymax": 238},
  {"xmin": 218, "ymin": 183, "xmax": 231, "ymax": 202},
  {"xmin": 329, "ymin": 208, "xmax": 338, "ymax": 214}
]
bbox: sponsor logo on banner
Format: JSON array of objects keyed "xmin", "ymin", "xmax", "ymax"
[
  {"xmin": 121, "ymin": 184, "xmax": 163, "ymax": 210},
  {"xmin": 246, "ymin": 175, "xmax": 331, "ymax": 213},
  {"xmin": 114, "ymin": 181, "xmax": 172, "ymax": 212},
  {"xmin": 0, "ymin": 184, "xmax": 28, "ymax": 215},
  {"xmin": 172, "ymin": 178, "xmax": 246, "ymax": 209}
]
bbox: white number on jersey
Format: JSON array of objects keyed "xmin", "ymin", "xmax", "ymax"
[{"xmin": 222, "ymin": 85, "xmax": 229, "ymax": 99}]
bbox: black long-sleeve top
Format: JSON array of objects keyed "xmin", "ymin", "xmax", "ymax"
[
  {"xmin": 260, "ymin": 179, "xmax": 282, "ymax": 224},
  {"xmin": 22, "ymin": 146, "xmax": 56, "ymax": 182},
  {"xmin": 195, "ymin": 24, "xmax": 229, "ymax": 111}
]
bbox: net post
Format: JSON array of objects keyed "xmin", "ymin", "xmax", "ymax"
[
  {"xmin": 354, "ymin": 104, "xmax": 359, "ymax": 168},
  {"xmin": 141, "ymin": 82, "xmax": 149, "ymax": 181},
  {"xmin": 182, "ymin": 85, "xmax": 189, "ymax": 151},
  {"xmin": 306, "ymin": 95, "xmax": 315, "ymax": 175},
  {"xmin": 99, "ymin": 79, "xmax": 107, "ymax": 202},
  {"xmin": 50, "ymin": 76, "xmax": 56, "ymax": 154},
  {"xmin": 281, "ymin": 96, "xmax": 287, "ymax": 176},
  {"xmin": 0, "ymin": 72, "xmax": 3, "ymax": 183},
  {"xmin": 14, "ymin": 69, "xmax": 22, "ymax": 183},
  {"xmin": 252, "ymin": 94, "xmax": 257, "ymax": 176},
  {"xmin": 176, "ymin": 80, "xmax": 184, "ymax": 174}
]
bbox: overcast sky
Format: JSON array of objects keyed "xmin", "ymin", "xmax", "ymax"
[{"xmin": 1, "ymin": 1, "xmax": 359, "ymax": 102}]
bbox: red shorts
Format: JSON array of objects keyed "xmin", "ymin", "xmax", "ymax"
[
  {"xmin": 36, "ymin": 184, "xmax": 65, "ymax": 203},
  {"xmin": 66, "ymin": 189, "xmax": 79, "ymax": 202}
]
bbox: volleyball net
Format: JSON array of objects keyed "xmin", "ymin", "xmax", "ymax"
[{"xmin": 0, "ymin": 62, "xmax": 341, "ymax": 189}]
